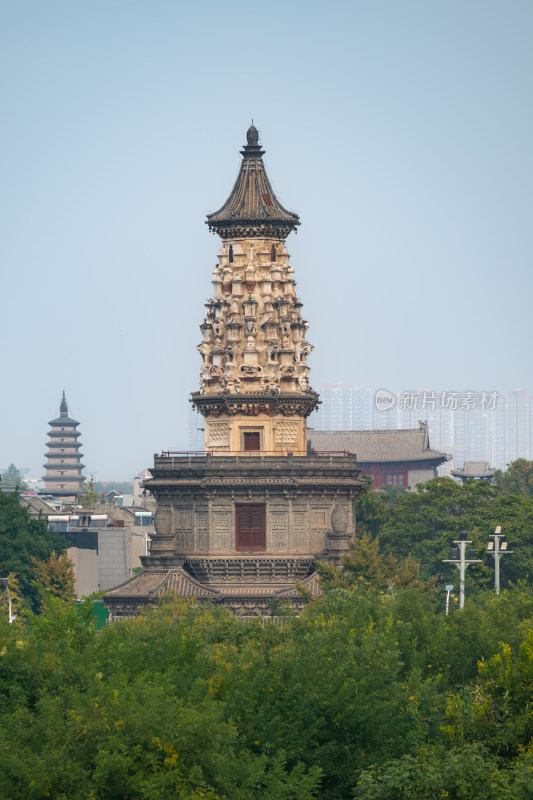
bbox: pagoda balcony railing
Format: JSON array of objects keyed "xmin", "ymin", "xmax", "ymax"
[{"xmin": 159, "ymin": 450, "xmax": 350, "ymax": 457}]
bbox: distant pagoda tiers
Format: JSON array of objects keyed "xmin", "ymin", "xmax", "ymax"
[
  {"xmin": 104, "ymin": 126, "xmax": 367, "ymax": 620},
  {"xmin": 42, "ymin": 391, "xmax": 85, "ymax": 503}
]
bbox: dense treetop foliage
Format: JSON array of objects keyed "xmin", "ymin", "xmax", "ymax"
[
  {"xmin": 0, "ymin": 490, "xmax": 68, "ymax": 612},
  {"xmin": 0, "ymin": 462, "xmax": 532, "ymax": 797},
  {"xmin": 355, "ymin": 470, "xmax": 533, "ymax": 592},
  {"xmin": 494, "ymin": 458, "xmax": 533, "ymax": 497},
  {"xmin": 0, "ymin": 585, "xmax": 532, "ymax": 799}
]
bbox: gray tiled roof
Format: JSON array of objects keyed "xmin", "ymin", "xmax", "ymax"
[
  {"xmin": 48, "ymin": 416, "xmax": 80, "ymax": 426},
  {"xmin": 19, "ymin": 494, "xmax": 57, "ymax": 517},
  {"xmin": 275, "ymin": 571, "xmax": 322, "ymax": 598},
  {"xmin": 451, "ymin": 460, "xmax": 495, "ymax": 478},
  {"xmin": 104, "ymin": 568, "xmax": 220, "ymax": 600},
  {"xmin": 308, "ymin": 424, "xmax": 450, "ymax": 464},
  {"xmin": 206, "ymin": 125, "xmax": 299, "ymax": 239}
]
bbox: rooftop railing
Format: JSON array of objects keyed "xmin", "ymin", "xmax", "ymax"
[{"xmin": 159, "ymin": 450, "xmax": 350, "ymax": 457}]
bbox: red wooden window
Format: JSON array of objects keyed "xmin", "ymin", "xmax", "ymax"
[
  {"xmin": 236, "ymin": 504, "xmax": 266, "ymax": 551},
  {"xmin": 243, "ymin": 431, "xmax": 260, "ymax": 451},
  {"xmin": 382, "ymin": 471, "xmax": 408, "ymax": 488}
]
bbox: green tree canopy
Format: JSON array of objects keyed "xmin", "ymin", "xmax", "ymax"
[
  {"xmin": 494, "ymin": 458, "xmax": 533, "ymax": 496},
  {"xmin": 0, "ymin": 463, "xmax": 26, "ymax": 488},
  {"xmin": 32, "ymin": 552, "xmax": 76, "ymax": 607},
  {"xmin": 354, "ymin": 475, "xmax": 533, "ymax": 592},
  {"xmin": 1, "ymin": 585, "xmax": 533, "ymax": 800},
  {"xmin": 0, "ymin": 491, "xmax": 67, "ymax": 612},
  {"xmin": 77, "ymin": 475, "xmax": 99, "ymax": 508}
]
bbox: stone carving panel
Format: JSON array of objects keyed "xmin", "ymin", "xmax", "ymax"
[
  {"xmin": 207, "ymin": 422, "xmax": 230, "ymax": 447},
  {"xmin": 270, "ymin": 510, "xmax": 288, "ymax": 550},
  {"xmin": 274, "ymin": 421, "xmax": 299, "ymax": 448},
  {"xmin": 175, "ymin": 529, "xmax": 188, "ymax": 550},
  {"xmin": 312, "ymin": 510, "xmax": 327, "ymax": 528},
  {"xmin": 154, "ymin": 507, "xmax": 171, "ymax": 537},
  {"xmin": 174, "ymin": 509, "xmax": 193, "ymax": 550},
  {"xmin": 195, "ymin": 511, "xmax": 209, "ymax": 550},
  {"xmin": 331, "ymin": 502, "xmax": 350, "ymax": 535},
  {"xmin": 212, "ymin": 511, "xmax": 232, "ymax": 551},
  {"xmin": 292, "ymin": 511, "xmax": 308, "ymax": 551},
  {"xmin": 178, "ymin": 510, "xmax": 192, "ymax": 529},
  {"xmin": 310, "ymin": 508, "xmax": 328, "ymax": 552}
]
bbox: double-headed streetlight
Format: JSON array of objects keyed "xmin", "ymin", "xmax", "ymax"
[
  {"xmin": 442, "ymin": 531, "xmax": 482, "ymax": 610},
  {"xmin": 487, "ymin": 525, "xmax": 512, "ymax": 595}
]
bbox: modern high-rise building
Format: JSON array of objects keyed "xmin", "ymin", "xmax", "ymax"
[{"xmin": 312, "ymin": 383, "xmax": 533, "ymax": 472}]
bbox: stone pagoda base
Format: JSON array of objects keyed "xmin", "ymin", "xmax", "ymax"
[{"xmin": 104, "ymin": 453, "xmax": 367, "ymax": 620}]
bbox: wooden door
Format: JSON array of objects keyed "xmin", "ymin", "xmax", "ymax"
[
  {"xmin": 243, "ymin": 432, "xmax": 260, "ymax": 451},
  {"xmin": 235, "ymin": 504, "xmax": 266, "ymax": 551}
]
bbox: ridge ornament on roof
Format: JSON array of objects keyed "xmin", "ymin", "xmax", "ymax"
[{"xmin": 206, "ymin": 125, "xmax": 300, "ymax": 240}]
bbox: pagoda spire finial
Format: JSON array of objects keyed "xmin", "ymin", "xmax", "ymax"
[
  {"xmin": 60, "ymin": 390, "xmax": 68, "ymax": 417},
  {"xmin": 206, "ymin": 124, "xmax": 300, "ymax": 240}
]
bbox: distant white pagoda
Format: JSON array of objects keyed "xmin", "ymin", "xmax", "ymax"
[{"xmin": 42, "ymin": 391, "xmax": 85, "ymax": 502}]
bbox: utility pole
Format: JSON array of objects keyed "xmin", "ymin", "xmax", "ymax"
[
  {"xmin": 442, "ymin": 532, "xmax": 482, "ymax": 609},
  {"xmin": 487, "ymin": 525, "xmax": 512, "ymax": 595}
]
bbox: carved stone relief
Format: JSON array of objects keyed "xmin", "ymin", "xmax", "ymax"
[
  {"xmin": 312, "ymin": 510, "xmax": 327, "ymax": 528},
  {"xmin": 195, "ymin": 511, "xmax": 209, "ymax": 550},
  {"xmin": 154, "ymin": 507, "xmax": 171, "ymax": 536},
  {"xmin": 270, "ymin": 510, "xmax": 288, "ymax": 550},
  {"xmin": 196, "ymin": 237, "xmax": 315, "ymax": 398},
  {"xmin": 292, "ymin": 511, "xmax": 308, "ymax": 551},
  {"xmin": 212, "ymin": 511, "xmax": 232, "ymax": 550},
  {"xmin": 207, "ymin": 422, "xmax": 230, "ymax": 447},
  {"xmin": 274, "ymin": 421, "xmax": 299, "ymax": 448},
  {"xmin": 331, "ymin": 502, "xmax": 350, "ymax": 535}
]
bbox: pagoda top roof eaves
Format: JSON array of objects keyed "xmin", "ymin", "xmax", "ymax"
[
  {"xmin": 48, "ymin": 415, "xmax": 80, "ymax": 426},
  {"xmin": 206, "ymin": 125, "xmax": 300, "ymax": 240}
]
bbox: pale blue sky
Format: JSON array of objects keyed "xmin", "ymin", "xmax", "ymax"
[{"xmin": 1, "ymin": 0, "xmax": 532, "ymax": 479}]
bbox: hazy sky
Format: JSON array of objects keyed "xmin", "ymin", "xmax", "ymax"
[{"xmin": 1, "ymin": 0, "xmax": 532, "ymax": 480}]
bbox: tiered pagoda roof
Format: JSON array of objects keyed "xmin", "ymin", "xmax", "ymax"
[
  {"xmin": 42, "ymin": 391, "xmax": 85, "ymax": 500},
  {"xmin": 48, "ymin": 390, "xmax": 81, "ymax": 427},
  {"xmin": 206, "ymin": 125, "xmax": 300, "ymax": 240}
]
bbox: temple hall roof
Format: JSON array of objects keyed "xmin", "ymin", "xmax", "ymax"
[
  {"xmin": 308, "ymin": 423, "xmax": 451, "ymax": 465},
  {"xmin": 104, "ymin": 568, "xmax": 220, "ymax": 600},
  {"xmin": 206, "ymin": 124, "xmax": 300, "ymax": 240},
  {"xmin": 451, "ymin": 460, "xmax": 495, "ymax": 479}
]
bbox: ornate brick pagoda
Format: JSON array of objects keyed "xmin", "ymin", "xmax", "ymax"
[
  {"xmin": 42, "ymin": 391, "xmax": 85, "ymax": 503},
  {"xmin": 104, "ymin": 125, "xmax": 367, "ymax": 619}
]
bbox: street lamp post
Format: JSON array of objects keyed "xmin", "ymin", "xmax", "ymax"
[
  {"xmin": 442, "ymin": 532, "xmax": 482, "ymax": 609},
  {"xmin": 445, "ymin": 584, "xmax": 454, "ymax": 616},
  {"xmin": 487, "ymin": 525, "xmax": 513, "ymax": 595},
  {"xmin": 0, "ymin": 577, "xmax": 16, "ymax": 624}
]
